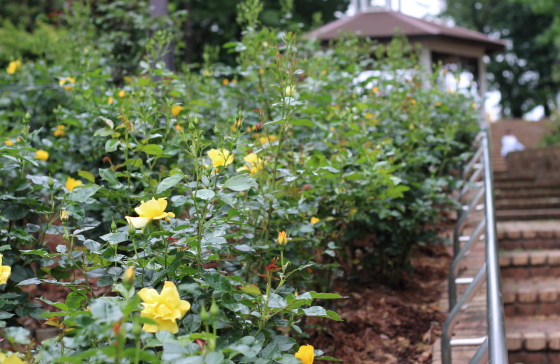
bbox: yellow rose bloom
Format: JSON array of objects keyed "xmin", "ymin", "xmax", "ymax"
[
  {"xmin": 310, "ymin": 217, "xmax": 320, "ymax": 224},
  {"xmin": 138, "ymin": 281, "xmax": 191, "ymax": 333},
  {"xmin": 108, "ymin": 97, "xmax": 114, "ymax": 104},
  {"xmin": 175, "ymin": 124, "xmax": 183, "ymax": 131},
  {"xmin": 59, "ymin": 77, "xmax": 75, "ymax": 90},
  {"xmin": 65, "ymin": 177, "xmax": 82, "ymax": 191},
  {"xmin": 118, "ymin": 90, "xmax": 126, "ymax": 98},
  {"xmin": 6, "ymin": 60, "xmax": 22, "ymax": 75},
  {"xmin": 277, "ymin": 231, "xmax": 288, "ymax": 246},
  {"xmin": 207, "ymin": 149, "xmax": 234, "ymax": 168},
  {"xmin": 125, "ymin": 197, "xmax": 176, "ymax": 229},
  {"xmin": 53, "ymin": 125, "xmax": 66, "ymax": 137},
  {"xmin": 35, "ymin": 150, "xmax": 49, "ymax": 161},
  {"xmin": 285, "ymin": 85, "xmax": 296, "ymax": 97},
  {"xmin": 0, "ymin": 353, "xmax": 27, "ymax": 364},
  {"xmin": 237, "ymin": 153, "xmax": 264, "ymax": 174},
  {"xmin": 258, "ymin": 135, "xmax": 278, "ymax": 145},
  {"xmin": 223, "ymin": 79, "xmax": 229, "ymax": 86},
  {"xmin": 231, "ymin": 79, "xmax": 237, "ymax": 84},
  {"xmin": 4, "ymin": 140, "xmax": 14, "ymax": 146},
  {"xmin": 295, "ymin": 344, "xmax": 314, "ymax": 364},
  {"xmin": 372, "ymin": 86, "xmax": 379, "ymax": 94},
  {"xmin": 171, "ymin": 105, "xmax": 184, "ymax": 116},
  {"xmin": 61, "ymin": 211, "xmax": 69, "ymax": 221},
  {"xmin": 0, "ymin": 255, "xmax": 11, "ymax": 286}
]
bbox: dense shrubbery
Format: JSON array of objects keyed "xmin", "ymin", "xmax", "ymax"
[{"xmin": 0, "ymin": 0, "xmax": 477, "ymax": 362}]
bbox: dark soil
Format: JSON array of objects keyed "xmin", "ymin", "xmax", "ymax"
[{"xmin": 308, "ymin": 243, "xmax": 452, "ymax": 364}]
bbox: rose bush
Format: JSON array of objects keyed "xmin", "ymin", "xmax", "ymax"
[{"xmin": 0, "ymin": 0, "xmax": 477, "ymax": 362}]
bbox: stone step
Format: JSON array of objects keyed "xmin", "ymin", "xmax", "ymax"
[
  {"xmin": 495, "ymin": 197, "xmax": 560, "ymax": 211},
  {"xmin": 493, "ymin": 172, "xmax": 536, "ymax": 182},
  {"xmin": 506, "ymin": 316, "xmax": 560, "ymax": 364},
  {"xmin": 495, "ymin": 187, "xmax": 560, "ymax": 199},
  {"xmin": 503, "ymin": 277, "xmax": 560, "ymax": 316},
  {"xmin": 495, "ymin": 180, "xmax": 560, "ymax": 190},
  {"xmin": 499, "ymin": 250, "xmax": 560, "ymax": 278},
  {"xmin": 496, "ymin": 209, "xmax": 560, "ymax": 221}
]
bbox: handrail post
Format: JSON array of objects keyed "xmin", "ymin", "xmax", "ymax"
[{"xmin": 482, "ymin": 132, "xmax": 508, "ymax": 363}]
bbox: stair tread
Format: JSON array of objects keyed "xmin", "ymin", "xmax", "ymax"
[
  {"xmin": 497, "ymin": 220, "xmax": 560, "ymax": 233},
  {"xmin": 505, "ymin": 315, "xmax": 560, "ymax": 334},
  {"xmin": 496, "ymin": 209, "xmax": 560, "ymax": 216},
  {"xmin": 502, "ymin": 277, "xmax": 560, "ymax": 292}
]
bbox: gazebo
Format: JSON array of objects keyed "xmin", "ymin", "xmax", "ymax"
[{"xmin": 308, "ymin": 6, "xmax": 505, "ymax": 113}]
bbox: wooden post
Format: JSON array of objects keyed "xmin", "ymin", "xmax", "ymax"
[
  {"xmin": 150, "ymin": 0, "xmax": 174, "ymax": 71},
  {"xmin": 420, "ymin": 46, "xmax": 432, "ymax": 88}
]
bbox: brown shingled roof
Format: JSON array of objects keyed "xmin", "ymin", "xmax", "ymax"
[{"xmin": 308, "ymin": 11, "xmax": 505, "ymax": 53}]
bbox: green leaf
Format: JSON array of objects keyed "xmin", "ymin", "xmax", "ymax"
[
  {"xmin": 157, "ymin": 173, "xmax": 184, "ymax": 194},
  {"xmin": 99, "ymin": 168, "xmax": 119, "ymax": 186},
  {"xmin": 2, "ymin": 205, "xmax": 28, "ymax": 221},
  {"xmin": 201, "ymin": 273, "xmax": 232, "ymax": 292},
  {"xmin": 141, "ymin": 144, "xmax": 163, "ymax": 155},
  {"xmin": 89, "ymin": 298, "xmax": 123, "ymax": 323},
  {"xmin": 67, "ymin": 186, "xmax": 100, "ymax": 203},
  {"xmin": 290, "ymin": 119, "xmax": 316, "ymax": 127},
  {"xmin": 239, "ymin": 284, "xmax": 261, "ymax": 295},
  {"xmin": 105, "ymin": 139, "xmax": 120, "ymax": 153},
  {"xmin": 223, "ymin": 175, "xmax": 257, "ymax": 191},
  {"xmin": 78, "ymin": 171, "xmax": 95, "ymax": 183},
  {"xmin": 193, "ymin": 189, "xmax": 215, "ymax": 200},
  {"xmin": 316, "ymin": 356, "xmax": 343, "ymax": 361}
]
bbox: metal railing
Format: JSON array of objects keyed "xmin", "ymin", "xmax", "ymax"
[{"xmin": 441, "ymin": 130, "xmax": 508, "ymax": 364}]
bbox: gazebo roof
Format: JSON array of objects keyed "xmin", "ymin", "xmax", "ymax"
[{"xmin": 308, "ymin": 11, "xmax": 505, "ymax": 54}]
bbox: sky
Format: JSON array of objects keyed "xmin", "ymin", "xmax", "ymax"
[{"xmin": 344, "ymin": 0, "xmax": 544, "ymax": 122}]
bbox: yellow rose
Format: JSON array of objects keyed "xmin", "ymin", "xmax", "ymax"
[
  {"xmin": 171, "ymin": 105, "xmax": 184, "ymax": 116},
  {"xmin": 237, "ymin": 153, "xmax": 264, "ymax": 174},
  {"xmin": 6, "ymin": 60, "xmax": 22, "ymax": 75},
  {"xmin": 0, "ymin": 255, "xmax": 11, "ymax": 286},
  {"xmin": 125, "ymin": 197, "xmax": 176, "ymax": 229},
  {"xmin": 372, "ymin": 86, "xmax": 379, "ymax": 94},
  {"xmin": 258, "ymin": 135, "xmax": 278, "ymax": 145},
  {"xmin": 223, "ymin": 79, "xmax": 229, "ymax": 86},
  {"xmin": 285, "ymin": 85, "xmax": 296, "ymax": 97},
  {"xmin": 0, "ymin": 353, "xmax": 27, "ymax": 364},
  {"xmin": 277, "ymin": 231, "xmax": 288, "ymax": 246},
  {"xmin": 108, "ymin": 97, "xmax": 114, "ymax": 104},
  {"xmin": 65, "ymin": 177, "xmax": 82, "ymax": 191},
  {"xmin": 310, "ymin": 217, "xmax": 320, "ymax": 225},
  {"xmin": 4, "ymin": 140, "xmax": 14, "ymax": 146},
  {"xmin": 59, "ymin": 77, "xmax": 75, "ymax": 90},
  {"xmin": 138, "ymin": 281, "xmax": 191, "ymax": 333},
  {"xmin": 35, "ymin": 150, "xmax": 49, "ymax": 161},
  {"xmin": 54, "ymin": 125, "xmax": 66, "ymax": 137},
  {"xmin": 175, "ymin": 124, "xmax": 183, "ymax": 131},
  {"xmin": 61, "ymin": 211, "xmax": 69, "ymax": 221},
  {"xmin": 118, "ymin": 90, "xmax": 126, "ymax": 98},
  {"xmin": 207, "ymin": 149, "xmax": 234, "ymax": 168},
  {"xmin": 295, "ymin": 344, "xmax": 314, "ymax": 364}
]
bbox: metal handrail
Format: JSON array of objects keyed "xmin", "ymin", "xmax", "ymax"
[{"xmin": 441, "ymin": 130, "xmax": 508, "ymax": 364}]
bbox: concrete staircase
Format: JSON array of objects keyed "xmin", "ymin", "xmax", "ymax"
[
  {"xmin": 498, "ymin": 223, "xmax": 560, "ymax": 364},
  {"xmin": 491, "ymin": 120, "xmax": 560, "ymax": 363}
]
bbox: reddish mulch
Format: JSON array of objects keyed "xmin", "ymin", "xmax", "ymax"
[{"xmin": 308, "ymin": 243, "xmax": 452, "ymax": 364}]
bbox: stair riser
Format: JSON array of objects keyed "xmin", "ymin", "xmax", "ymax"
[
  {"xmin": 505, "ymin": 302, "xmax": 560, "ymax": 317},
  {"xmin": 501, "ymin": 266, "xmax": 560, "ymax": 279},
  {"xmin": 508, "ymin": 351, "xmax": 560, "ymax": 364},
  {"xmin": 497, "ymin": 214, "xmax": 560, "ymax": 221},
  {"xmin": 500, "ymin": 239, "xmax": 560, "ymax": 250},
  {"xmin": 496, "ymin": 190, "xmax": 560, "ymax": 199},
  {"xmin": 495, "ymin": 182, "xmax": 560, "ymax": 189},
  {"xmin": 496, "ymin": 203, "xmax": 560, "ymax": 210}
]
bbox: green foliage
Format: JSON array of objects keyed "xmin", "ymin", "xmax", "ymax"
[
  {"xmin": 444, "ymin": 0, "xmax": 558, "ymax": 117},
  {"xmin": 0, "ymin": 0, "xmax": 477, "ymax": 362}
]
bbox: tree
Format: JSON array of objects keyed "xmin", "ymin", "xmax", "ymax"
[
  {"xmin": 444, "ymin": 0, "xmax": 558, "ymax": 117},
  {"xmin": 174, "ymin": 0, "xmax": 349, "ymax": 65}
]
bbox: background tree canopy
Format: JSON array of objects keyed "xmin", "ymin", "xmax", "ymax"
[
  {"xmin": 0, "ymin": 0, "xmax": 349, "ymax": 67},
  {"xmin": 444, "ymin": 0, "xmax": 559, "ymax": 118}
]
